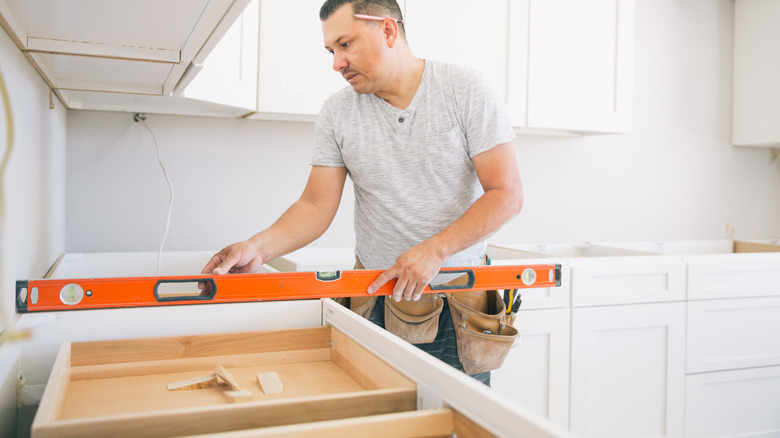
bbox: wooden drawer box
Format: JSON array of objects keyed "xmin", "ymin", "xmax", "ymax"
[{"xmin": 32, "ymin": 326, "xmax": 420, "ymax": 438}]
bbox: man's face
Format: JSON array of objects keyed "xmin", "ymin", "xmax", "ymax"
[{"xmin": 322, "ymin": 5, "xmax": 390, "ymax": 94}]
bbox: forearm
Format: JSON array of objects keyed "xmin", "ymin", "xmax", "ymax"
[
  {"xmin": 424, "ymin": 186, "xmax": 523, "ymax": 263},
  {"xmin": 248, "ymin": 197, "xmax": 336, "ymax": 263},
  {"xmin": 204, "ymin": 166, "xmax": 346, "ymax": 275},
  {"xmin": 368, "ymin": 185, "xmax": 522, "ymax": 298}
]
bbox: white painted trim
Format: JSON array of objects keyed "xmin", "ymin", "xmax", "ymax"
[{"xmin": 26, "ymin": 37, "xmax": 179, "ymax": 63}]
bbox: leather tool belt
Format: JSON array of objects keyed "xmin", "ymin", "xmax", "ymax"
[{"xmin": 345, "ymin": 257, "xmax": 518, "ymax": 374}]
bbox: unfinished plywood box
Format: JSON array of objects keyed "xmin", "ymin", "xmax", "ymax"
[{"xmin": 31, "ymin": 326, "xmax": 439, "ymax": 438}]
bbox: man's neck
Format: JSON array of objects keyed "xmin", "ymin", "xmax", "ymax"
[{"xmin": 375, "ymin": 57, "xmax": 425, "ymax": 110}]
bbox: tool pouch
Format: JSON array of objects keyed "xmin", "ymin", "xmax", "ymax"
[
  {"xmin": 346, "ymin": 258, "xmax": 379, "ymax": 319},
  {"xmin": 446, "ymin": 290, "xmax": 518, "ymax": 375},
  {"xmin": 349, "ymin": 296, "xmax": 378, "ymax": 319},
  {"xmin": 384, "ymin": 294, "xmax": 443, "ymax": 344}
]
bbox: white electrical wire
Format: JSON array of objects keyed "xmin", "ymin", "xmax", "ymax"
[{"xmin": 137, "ymin": 116, "xmax": 175, "ymax": 275}]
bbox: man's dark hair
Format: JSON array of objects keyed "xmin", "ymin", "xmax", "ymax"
[{"xmin": 320, "ymin": 0, "xmax": 405, "ymax": 37}]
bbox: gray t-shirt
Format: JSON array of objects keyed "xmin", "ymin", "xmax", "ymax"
[{"xmin": 312, "ymin": 60, "xmax": 515, "ymax": 272}]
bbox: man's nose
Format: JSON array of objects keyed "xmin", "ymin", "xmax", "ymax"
[{"xmin": 332, "ymin": 52, "xmax": 348, "ymax": 72}]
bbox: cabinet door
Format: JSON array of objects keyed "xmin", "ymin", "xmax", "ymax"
[
  {"xmin": 253, "ymin": 0, "xmax": 347, "ymax": 119},
  {"xmin": 404, "ymin": 0, "xmax": 513, "ymax": 108},
  {"xmin": 526, "ymin": 0, "xmax": 634, "ymax": 133},
  {"xmin": 685, "ymin": 366, "xmax": 780, "ymax": 437},
  {"xmin": 687, "ymin": 296, "xmax": 780, "ymax": 373},
  {"xmin": 569, "ymin": 255, "xmax": 685, "ymax": 307},
  {"xmin": 491, "ymin": 308, "xmax": 570, "ymax": 430},
  {"xmin": 178, "ymin": 0, "xmax": 259, "ymax": 111},
  {"xmin": 686, "ymin": 253, "xmax": 780, "ymax": 300},
  {"xmin": 732, "ymin": 0, "xmax": 780, "ymax": 147},
  {"xmin": 570, "ymin": 303, "xmax": 685, "ymax": 437}
]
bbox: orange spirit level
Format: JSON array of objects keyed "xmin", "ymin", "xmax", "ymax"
[{"xmin": 16, "ymin": 264, "xmax": 561, "ymax": 313}]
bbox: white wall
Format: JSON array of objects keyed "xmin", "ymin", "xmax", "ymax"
[
  {"xmin": 0, "ymin": 20, "xmax": 67, "ymax": 438},
  {"xmin": 66, "ymin": 113, "xmax": 356, "ymax": 252},
  {"xmin": 66, "ymin": 0, "xmax": 780, "ymax": 256}
]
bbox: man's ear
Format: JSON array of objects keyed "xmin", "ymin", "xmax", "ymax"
[{"xmin": 382, "ymin": 18, "xmax": 399, "ymax": 47}]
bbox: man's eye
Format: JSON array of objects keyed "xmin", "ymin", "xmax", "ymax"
[{"xmin": 341, "ymin": 42, "xmax": 350, "ymax": 49}]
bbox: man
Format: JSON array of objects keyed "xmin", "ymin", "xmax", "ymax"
[{"xmin": 203, "ymin": 0, "xmax": 522, "ymax": 384}]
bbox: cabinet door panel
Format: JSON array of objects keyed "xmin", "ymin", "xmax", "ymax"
[
  {"xmin": 256, "ymin": 0, "xmax": 346, "ymax": 116},
  {"xmin": 181, "ymin": 0, "xmax": 259, "ymax": 110},
  {"xmin": 685, "ymin": 366, "xmax": 780, "ymax": 437},
  {"xmin": 732, "ymin": 0, "xmax": 780, "ymax": 146},
  {"xmin": 570, "ymin": 303, "xmax": 685, "ymax": 437},
  {"xmin": 686, "ymin": 253, "xmax": 780, "ymax": 300},
  {"xmin": 687, "ymin": 296, "xmax": 780, "ymax": 373},
  {"xmin": 570, "ymin": 256, "xmax": 685, "ymax": 307},
  {"xmin": 527, "ymin": 0, "xmax": 634, "ymax": 133},
  {"xmin": 404, "ymin": 0, "xmax": 511, "ymax": 104},
  {"xmin": 491, "ymin": 308, "xmax": 570, "ymax": 429}
]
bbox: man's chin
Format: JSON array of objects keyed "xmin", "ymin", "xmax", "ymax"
[
  {"xmin": 350, "ymin": 85, "xmax": 373, "ymax": 95},
  {"xmin": 347, "ymin": 79, "xmax": 373, "ymax": 95}
]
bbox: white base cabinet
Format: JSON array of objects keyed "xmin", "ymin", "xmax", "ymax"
[
  {"xmin": 569, "ymin": 303, "xmax": 686, "ymax": 438},
  {"xmin": 685, "ymin": 366, "xmax": 780, "ymax": 437},
  {"xmin": 488, "ymin": 240, "xmax": 780, "ymax": 437},
  {"xmin": 491, "ymin": 308, "xmax": 570, "ymax": 430}
]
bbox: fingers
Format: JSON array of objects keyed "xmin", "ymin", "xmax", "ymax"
[
  {"xmin": 369, "ymin": 265, "xmax": 431, "ymax": 302},
  {"xmin": 212, "ymin": 251, "xmax": 243, "ymax": 275},
  {"xmin": 394, "ymin": 279, "xmax": 427, "ymax": 302},
  {"xmin": 201, "ymin": 254, "xmax": 224, "ymax": 275},
  {"xmin": 411, "ymin": 282, "xmax": 427, "ymax": 301},
  {"xmin": 391, "ymin": 278, "xmax": 407, "ymax": 302},
  {"xmin": 202, "ymin": 243, "xmax": 254, "ymax": 275}
]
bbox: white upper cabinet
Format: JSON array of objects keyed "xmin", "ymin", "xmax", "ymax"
[
  {"xmin": 247, "ymin": 0, "xmax": 346, "ymax": 121},
  {"xmin": 0, "ymin": 0, "xmax": 250, "ymax": 115},
  {"xmin": 732, "ymin": 0, "xmax": 780, "ymax": 147},
  {"xmin": 524, "ymin": 0, "xmax": 634, "ymax": 134},
  {"xmin": 176, "ymin": 0, "xmax": 259, "ymax": 113},
  {"xmin": 0, "ymin": 0, "xmax": 634, "ymax": 129},
  {"xmin": 405, "ymin": 0, "xmax": 634, "ymax": 134},
  {"xmin": 404, "ymin": 0, "xmax": 511, "ymax": 111},
  {"xmin": 249, "ymin": 0, "xmax": 634, "ymax": 132}
]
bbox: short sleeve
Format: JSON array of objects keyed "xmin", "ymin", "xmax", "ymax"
[
  {"xmin": 311, "ymin": 101, "xmax": 346, "ymax": 167},
  {"xmin": 460, "ymin": 71, "xmax": 516, "ymax": 158}
]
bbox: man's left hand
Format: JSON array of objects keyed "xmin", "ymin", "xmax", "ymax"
[{"xmin": 367, "ymin": 244, "xmax": 443, "ymax": 302}]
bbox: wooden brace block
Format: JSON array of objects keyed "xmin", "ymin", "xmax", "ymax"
[
  {"xmin": 256, "ymin": 372, "xmax": 284, "ymax": 395},
  {"xmin": 223, "ymin": 389, "xmax": 254, "ymax": 403},
  {"xmin": 167, "ymin": 373, "xmax": 218, "ymax": 391},
  {"xmin": 214, "ymin": 364, "xmax": 241, "ymax": 390}
]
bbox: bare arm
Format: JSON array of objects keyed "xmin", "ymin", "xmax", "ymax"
[
  {"xmin": 202, "ymin": 166, "xmax": 348, "ymax": 274},
  {"xmin": 368, "ymin": 142, "xmax": 523, "ymax": 301}
]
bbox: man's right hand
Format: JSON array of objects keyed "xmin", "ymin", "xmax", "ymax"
[{"xmin": 201, "ymin": 240, "xmax": 266, "ymax": 275}]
